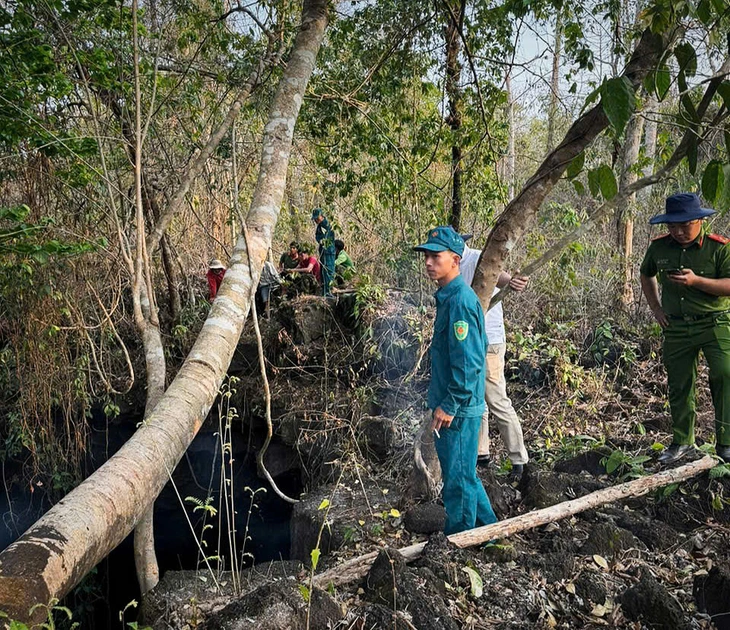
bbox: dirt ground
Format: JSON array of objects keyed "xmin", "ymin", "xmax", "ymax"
[{"xmin": 149, "ymin": 292, "xmax": 730, "ymax": 629}]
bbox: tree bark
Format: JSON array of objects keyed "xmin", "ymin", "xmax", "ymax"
[
  {"xmin": 445, "ymin": 0, "xmax": 466, "ymax": 231},
  {"xmin": 471, "ymin": 27, "xmax": 675, "ymax": 310},
  {"xmin": 0, "ymin": 0, "xmax": 330, "ymax": 621},
  {"xmin": 546, "ymin": 11, "xmax": 563, "ymax": 153},
  {"xmin": 639, "ymin": 95, "xmax": 658, "ymax": 201},
  {"xmin": 615, "ymin": 112, "xmax": 645, "ymax": 309},
  {"xmin": 506, "ymin": 72, "xmax": 516, "ymax": 200},
  {"xmin": 314, "ymin": 455, "xmax": 716, "ymax": 589}
]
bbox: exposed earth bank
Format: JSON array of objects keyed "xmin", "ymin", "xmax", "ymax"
[{"xmin": 143, "ymin": 292, "xmax": 730, "ymax": 629}]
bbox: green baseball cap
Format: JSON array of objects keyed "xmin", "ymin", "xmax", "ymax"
[
  {"xmin": 414, "ymin": 226, "xmax": 465, "ymax": 257},
  {"xmin": 311, "ymin": 207, "xmax": 323, "ymax": 220}
]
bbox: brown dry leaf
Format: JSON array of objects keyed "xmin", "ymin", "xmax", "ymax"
[
  {"xmin": 591, "ymin": 604, "xmax": 607, "ymax": 617},
  {"xmin": 593, "ymin": 554, "xmax": 609, "ymax": 570},
  {"xmin": 565, "ymin": 582, "xmax": 576, "ymax": 595}
]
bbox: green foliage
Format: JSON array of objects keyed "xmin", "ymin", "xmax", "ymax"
[
  {"xmin": 0, "ymin": 205, "xmax": 94, "ymax": 264},
  {"xmin": 185, "ymin": 495, "xmax": 218, "ymax": 517},
  {"xmin": 461, "ymin": 566, "xmax": 483, "ymax": 598},
  {"xmin": 566, "ymin": 152, "xmax": 585, "ymax": 180},
  {"xmin": 709, "ymin": 463, "xmax": 730, "ymax": 479},
  {"xmin": 600, "ymin": 77, "xmax": 635, "ymax": 137},
  {"xmin": 353, "ymin": 274, "xmax": 386, "ymax": 321},
  {"xmin": 310, "ymin": 548, "xmax": 321, "ymax": 572},
  {"xmin": 601, "ymin": 450, "xmax": 651, "ymax": 480},
  {"xmin": 644, "ymin": 63, "xmax": 671, "ymax": 101},
  {"xmin": 674, "ymin": 43, "xmax": 697, "ymax": 78},
  {"xmin": 701, "ymin": 160, "xmax": 725, "ymax": 207},
  {"xmin": 589, "ymin": 320, "xmax": 615, "ymax": 364},
  {"xmin": 587, "ymin": 165, "xmax": 618, "ymax": 201},
  {"xmin": 0, "ymin": 598, "xmax": 80, "ymax": 630}
]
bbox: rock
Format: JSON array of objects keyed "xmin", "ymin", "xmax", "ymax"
[
  {"xmin": 526, "ymin": 550, "xmax": 575, "ymax": 583},
  {"xmin": 521, "ymin": 469, "xmax": 606, "ymax": 510},
  {"xmin": 598, "ymin": 507, "xmax": 681, "ymax": 551},
  {"xmin": 289, "ymin": 480, "xmax": 400, "ymax": 565},
  {"xmin": 580, "ymin": 522, "xmax": 646, "ymax": 556},
  {"xmin": 278, "ymin": 297, "xmax": 336, "ymax": 344},
  {"xmin": 198, "ymin": 581, "xmax": 342, "ymax": 630},
  {"xmin": 347, "ymin": 603, "xmax": 415, "ymax": 629},
  {"xmin": 142, "ymin": 562, "xmax": 303, "ymax": 629},
  {"xmin": 403, "ymin": 503, "xmax": 445, "ymax": 535},
  {"xmin": 694, "ymin": 565, "xmax": 730, "ymax": 630},
  {"xmin": 620, "ymin": 573, "xmax": 689, "ymax": 630},
  {"xmin": 553, "ymin": 449, "xmax": 610, "ymax": 476},
  {"xmin": 370, "ymin": 304, "xmax": 423, "ymax": 379},
  {"xmin": 363, "ymin": 551, "xmax": 458, "ymax": 630},
  {"xmin": 261, "ymin": 441, "xmax": 299, "ymax": 478},
  {"xmin": 358, "ymin": 415, "xmax": 396, "ymax": 461},
  {"xmin": 365, "ymin": 548, "xmax": 408, "ymax": 605},
  {"xmin": 574, "ymin": 570, "xmax": 607, "ymax": 605}
]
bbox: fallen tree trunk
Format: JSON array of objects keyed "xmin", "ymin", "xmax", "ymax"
[
  {"xmin": 313, "ymin": 455, "xmax": 716, "ymax": 589},
  {"xmin": 0, "ymin": 0, "xmax": 330, "ymax": 622}
]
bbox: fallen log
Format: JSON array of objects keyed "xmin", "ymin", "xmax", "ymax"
[{"xmin": 313, "ymin": 455, "xmax": 716, "ymax": 589}]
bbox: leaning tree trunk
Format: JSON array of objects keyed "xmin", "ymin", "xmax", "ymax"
[
  {"xmin": 0, "ymin": 0, "xmax": 330, "ymax": 622},
  {"xmin": 471, "ymin": 27, "xmax": 676, "ymax": 307}
]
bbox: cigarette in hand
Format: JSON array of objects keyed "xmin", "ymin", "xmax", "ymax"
[{"xmin": 434, "ymin": 428, "xmax": 440, "ymax": 438}]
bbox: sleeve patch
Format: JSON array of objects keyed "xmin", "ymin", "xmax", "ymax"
[{"xmin": 454, "ymin": 321, "xmax": 468, "ymax": 341}]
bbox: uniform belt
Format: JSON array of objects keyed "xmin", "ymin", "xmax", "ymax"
[{"xmin": 667, "ymin": 309, "xmax": 730, "ymax": 322}]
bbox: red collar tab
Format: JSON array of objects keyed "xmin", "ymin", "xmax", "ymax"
[{"xmin": 708, "ymin": 233, "xmax": 730, "ymax": 245}]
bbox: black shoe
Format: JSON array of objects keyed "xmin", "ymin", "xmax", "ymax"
[
  {"xmin": 716, "ymin": 445, "xmax": 730, "ymax": 463},
  {"xmin": 508, "ymin": 464, "xmax": 524, "ymax": 481},
  {"xmin": 477, "ymin": 455, "xmax": 492, "ymax": 468},
  {"xmin": 657, "ymin": 443, "xmax": 692, "ymax": 464}
]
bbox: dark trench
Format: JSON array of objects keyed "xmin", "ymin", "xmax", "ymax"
[{"xmin": 0, "ymin": 408, "xmax": 302, "ymax": 629}]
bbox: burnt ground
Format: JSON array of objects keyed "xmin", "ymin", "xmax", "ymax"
[{"xmin": 145, "ymin": 293, "xmax": 730, "ymax": 630}]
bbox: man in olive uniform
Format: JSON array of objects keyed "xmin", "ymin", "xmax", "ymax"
[
  {"xmin": 414, "ymin": 226, "xmax": 498, "ymax": 534},
  {"xmin": 312, "ymin": 208, "xmax": 336, "ymax": 297},
  {"xmin": 640, "ymin": 192, "xmax": 730, "ymax": 464}
]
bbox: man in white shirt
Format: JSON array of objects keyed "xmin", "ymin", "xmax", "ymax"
[{"xmin": 459, "ymin": 239, "xmax": 529, "ymax": 480}]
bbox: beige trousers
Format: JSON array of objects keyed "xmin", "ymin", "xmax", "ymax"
[{"xmin": 477, "ymin": 343, "xmax": 529, "ymax": 464}]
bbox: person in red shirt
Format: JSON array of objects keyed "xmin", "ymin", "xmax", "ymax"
[
  {"xmin": 206, "ymin": 259, "xmax": 226, "ymax": 301},
  {"xmin": 285, "ymin": 249, "xmax": 321, "ymax": 296},
  {"xmin": 290, "ymin": 250, "xmax": 321, "ymax": 283}
]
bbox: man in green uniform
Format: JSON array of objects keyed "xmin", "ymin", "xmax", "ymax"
[
  {"xmin": 640, "ymin": 193, "xmax": 730, "ymax": 464},
  {"xmin": 334, "ymin": 239, "xmax": 355, "ymax": 286},
  {"xmin": 414, "ymin": 226, "xmax": 498, "ymax": 534},
  {"xmin": 312, "ymin": 208, "xmax": 336, "ymax": 297}
]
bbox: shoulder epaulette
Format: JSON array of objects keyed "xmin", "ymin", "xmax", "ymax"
[
  {"xmin": 651, "ymin": 233, "xmax": 671, "ymax": 241},
  {"xmin": 708, "ymin": 233, "xmax": 730, "ymax": 244}
]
